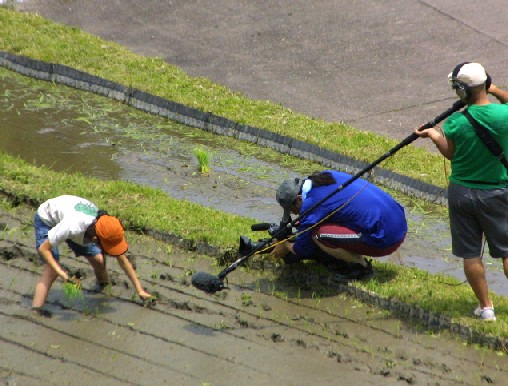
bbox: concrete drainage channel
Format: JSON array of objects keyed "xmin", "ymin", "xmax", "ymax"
[{"xmin": 2, "ymin": 52, "xmax": 507, "ymax": 351}]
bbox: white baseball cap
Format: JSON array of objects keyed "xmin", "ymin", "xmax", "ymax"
[{"xmin": 448, "ymin": 62, "xmax": 487, "ymax": 87}]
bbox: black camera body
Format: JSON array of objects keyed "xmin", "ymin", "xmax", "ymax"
[{"xmin": 238, "ymin": 222, "xmax": 294, "ymax": 256}]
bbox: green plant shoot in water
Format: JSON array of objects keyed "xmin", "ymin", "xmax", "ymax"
[{"xmin": 194, "ymin": 147, "xmax": 211, "ymax": 175}]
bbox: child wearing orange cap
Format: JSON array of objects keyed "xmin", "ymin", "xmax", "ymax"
[{"xmin": 32, "ymin": 195, "xmax": 152, "ymax": 317}]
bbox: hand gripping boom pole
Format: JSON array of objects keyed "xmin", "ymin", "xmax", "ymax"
[
  {"xmin": 191, "ymin": 99, "xmax": 466, "ymax": 293},
  {"xmin": 296, "ymin": 99, "xmax": 465, "ymax": 222}
]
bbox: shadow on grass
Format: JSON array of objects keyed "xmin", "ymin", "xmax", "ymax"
[
  {"xmin": 233, "ymin": 255, "xmax": 508, "ymax": 346},
  {"xmin": 254, "ymin": 259, "xmax": 400, "ymax": 300}
]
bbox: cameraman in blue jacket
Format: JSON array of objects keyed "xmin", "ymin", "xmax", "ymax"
[{"xmin": 271, "ymin": 170, "xmax": 407, "ymax": 279}]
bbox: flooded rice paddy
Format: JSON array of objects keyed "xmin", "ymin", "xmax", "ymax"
[{"xmin": 1, "ymin": 67, "xmax": 507, "ymax": 296}]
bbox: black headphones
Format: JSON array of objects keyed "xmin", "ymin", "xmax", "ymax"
[
  {"xmin": 96, "ymin": 209, "xmax": 109, "ymax": 219},
  {"xmin": 451, "ymin": 62, "xmax": 491, "ymax": 100}
]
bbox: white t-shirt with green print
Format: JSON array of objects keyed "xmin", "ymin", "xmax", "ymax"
[{"xmin": 37, "ymin": 195, "xmax": 99, "ymax": 247}]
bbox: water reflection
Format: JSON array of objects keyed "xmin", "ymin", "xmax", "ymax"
[{"xmin": 2, "ymin": 74, "xmax": 120, "ymax": 177}]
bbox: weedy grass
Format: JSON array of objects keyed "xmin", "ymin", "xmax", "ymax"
[{"xmin": 240, "ymin": 293, "xmax": 253, "ymax": 307}]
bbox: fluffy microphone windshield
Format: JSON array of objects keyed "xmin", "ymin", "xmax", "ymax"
[{"xmin": 191, "ymin": 271, "xmax": 225, "ymax": 293}]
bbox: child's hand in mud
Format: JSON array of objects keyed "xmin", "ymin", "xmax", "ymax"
[{"xmin": 66, "ymin": 275, "xmax": 82, "ymax": 290}]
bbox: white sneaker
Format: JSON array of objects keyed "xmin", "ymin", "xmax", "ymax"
[
  {"xmin": 473, "ymin": 302, "xmax": 493, "ymax": 316},
  {"xmin": 473, "ymin": 305, "xmax": 496, "ymax": 321}
]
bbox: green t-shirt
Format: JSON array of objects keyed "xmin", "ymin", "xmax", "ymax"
[{"xmin": 444, "ymin": 103, "xmax": 508, "ymax": 189}]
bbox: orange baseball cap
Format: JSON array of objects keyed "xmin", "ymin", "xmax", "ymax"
[{"xmin": 95, "ymin": 215, "xmax": 128, "ymax": 256}]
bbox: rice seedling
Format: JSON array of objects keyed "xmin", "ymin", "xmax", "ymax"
[
  {"xmin": 63, "ymin": 281, "xmax": 84, "ymax": 302},
  {"xmin": 194, "ymin": 147, "xmax": 211, "ymax": 175},
  {"xmin": 241, "ymin": 292, "xmax": 253, "ymax": 307}
]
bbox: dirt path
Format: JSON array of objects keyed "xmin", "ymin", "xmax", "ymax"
[{"xmin": 1, "ymin": 198, "xmax": 506, "ymax": 386}]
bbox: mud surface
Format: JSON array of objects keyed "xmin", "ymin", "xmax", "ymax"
[{"xmin": 1, "ymin": 198, "xmax": 507, "ymax": 386}]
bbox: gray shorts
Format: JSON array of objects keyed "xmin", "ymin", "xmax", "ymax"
[{"xmin": 448, "ymin": 183, "xmax": 508, "ymax": 258}]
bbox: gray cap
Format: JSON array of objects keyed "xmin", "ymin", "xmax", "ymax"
[{"xmin": 276, "ymin": 177, "xmax": 303, "ymax": 223}]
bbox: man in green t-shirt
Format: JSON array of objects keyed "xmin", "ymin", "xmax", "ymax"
[{"xmin": 415, "ymin": 62, "xmax": 508, "ymax": 321}]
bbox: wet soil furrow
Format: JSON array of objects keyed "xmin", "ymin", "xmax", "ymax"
[
  {"xmin": 0, "ymin": 279, "xmax": 469, "ymax": 386},
  {"xmin": 0, "ymin": 307, "xmax": 206, "ymax": 380},
  {"xmin": 0, "ymin": 294, "xmax": 293, "ymax": 385},
  {"xmin": 2, "ymin": 236, "xmax": 505, "ymax": 373},
  {"xmin": 0, "ymin": 365, "xmax": 45, "ymax": 385},
  {"xmin": 0, "ymin": 235, "xmax": 448, "ymax": 342},
  {"xmin": 0, "ymin": 255, "xmax": 422, "ymax": 356},
  {"xmin": 0, "ymin": 256, "xmax": 501, "ymax": 385},
  {"xmin": 0, "ymin": 334, "xmax": 138, "ymax": 386},
  {"xmin": 2, "ymin": 205, "xmax": 506, "ymax": 385},
  {"xmin": 0, "ymin": 287, "xmax": 368, "ymax": 386},
  {"xmin": 0, "ymin": 282, "xmax": 344, "ymax": 384}
]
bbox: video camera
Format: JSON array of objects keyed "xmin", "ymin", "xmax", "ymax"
[{"xmin": 239, "ymin": 221, "xmax": 295, "ymax": 256}]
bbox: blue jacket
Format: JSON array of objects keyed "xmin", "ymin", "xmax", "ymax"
[{"xmin": 293, "ymin": 170, "xmax": 407, "ymax": 257}]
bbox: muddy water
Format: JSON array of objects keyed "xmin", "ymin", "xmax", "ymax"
[
  {"xmin": 2, "ymin": 68, "xmax": 507, "ymax": 296},
  {"xmin": 0, "ymin": 68, "xmax": 285, "ymax": 222}
]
